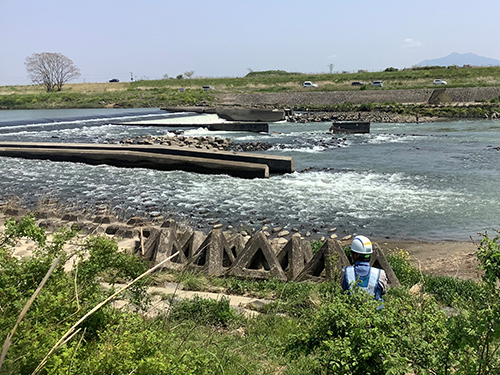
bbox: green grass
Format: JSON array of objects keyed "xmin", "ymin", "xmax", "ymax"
[
  {"xmin": 4, "ymin": 215, "xmax": 500, "ymax": 374},
  {"xmin": 2, "ymin": 65, "xmax": 500, "ymax": 110}
]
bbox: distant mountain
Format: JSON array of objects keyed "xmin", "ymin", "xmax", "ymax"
[{"xmin": 417, "ymin": 52, "xmax": 500, "ymax": 67}]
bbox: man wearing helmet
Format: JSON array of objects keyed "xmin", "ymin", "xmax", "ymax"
[{"xmin": 340, "ymin": 235, "xmax": 388, "ymax": 301}]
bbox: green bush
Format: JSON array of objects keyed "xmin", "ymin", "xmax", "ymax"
[
  {"xmin": 311, "ymin": 240, "xmax": 322, "ymax": 254},
  {"xmin": 286, "ymin": 291, "xmax": 448, "ymax": 374},
  {"xmin": 169, "ymin": 295, "xmax": 238, "ymax": 326},
  {"xmin": 386, "ymin": 249, "xmax": 422, "ymax": 287}
]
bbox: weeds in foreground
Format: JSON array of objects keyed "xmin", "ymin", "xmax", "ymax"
[{"xmin": 2, "ymin": 216, "xmax": 500, "ymax": 374}]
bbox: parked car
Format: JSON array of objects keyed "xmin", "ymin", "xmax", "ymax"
[
  {"xmin": 433, "ymin": 79, "xmax": 447, "ymax": 85},
  {"xmin": 303, "ymin": 81, "xmax": 318, "ymax": 88},
  {"xmin": 109, "ymin": 78, "xmax": 119, "ymax": 83},
  {"xmin": 351, "ymin": 81, "xmax": 366, "ymax": 86},
  {"xmin": 202, "ymin": 85, "xmax": 214, "ymax": 91},
  {"xmin": 371, "ymin": 80, "xmax": 383, "ymax": 87}
]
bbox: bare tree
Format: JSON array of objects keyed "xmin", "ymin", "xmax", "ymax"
[
  {"xmin": 25, "ymin": 52, "xmax": 81, "ymax": 92},
  {"xmin": 328, "ymin": 63, "xmax": 335, "ymax": 74},
  {"xmin": 183, "ymin": 70, "xmax": 194, "ymax": 79}
]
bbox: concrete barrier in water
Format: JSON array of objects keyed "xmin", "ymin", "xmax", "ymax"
[
  {"xmin": 161, "ymin": 106, "xmax": 286, "ymax": 122},
  {"xmin": 0, "ymin": 142, "xmax": 294, "ymax": 175},
  {"xmin": 0, "ymin": 144, "xmax": 270, "ymax": 179},
  {"xmin": 116, "ymin": 121, "xmax": 269, "ymax": 133}
]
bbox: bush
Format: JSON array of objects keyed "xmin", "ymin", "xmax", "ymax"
[
  {"xmin": 386, "ymin": 248, "xmax": 422, "ymax": 287},
  {"xmin": 169, "ymin": 295, "xmax": 238, "ymax": 326},
  {"xmin": 286, "ymin": 291, "xmax": 448, "ymax": 374}
]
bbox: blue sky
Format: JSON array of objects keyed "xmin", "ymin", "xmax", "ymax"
[{"xmin": 1, "ymin": 0, "xmax": 499, "ymax": 85}]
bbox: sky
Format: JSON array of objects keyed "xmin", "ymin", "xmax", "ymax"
[{"xmin": 1, "ymin": 0, "xmax": 500, "ymax": 86}]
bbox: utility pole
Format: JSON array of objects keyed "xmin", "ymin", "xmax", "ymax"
[{"xmin": 130, "ymin": 72, "xmax": 134, "ymax": 82}]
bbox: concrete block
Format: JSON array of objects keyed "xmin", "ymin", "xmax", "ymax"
[
  {"xmin": 182, "ymin": 231, "xmax": 205, "ymax": 260},
  {"xmin": 140, "ymin": 227, "xmax": 186, "ymax": 270},
  {"xmin": 161, "ymin": 218, "xmax": 177, "ymax": 230},
  {"xmin": 277, "ymin": 237, "xmax": 311, "ymax": 280},
  {"xmin": 224, "ymin": 232, "xmax": 247, "ymax": 259},
  {"xmin": 228, "ymin": 232, "xmax": 287, "ymax": 281},
  {"xmin": 295, "ymin": 239, "xmax": 350, "ymax": 282},
  {"xmin": 190, "ymin": 229, "xmax": 235, "ymax": 275},
  {"xmin": 140, "ymin": 227, "xmax": 160, "ymax": 260},
  {"xmin": 155, "ymin": 228, "xmax": 187, "ymax": 270},
  {"xmin": 371, "ymin": 243, "xmax": 401, "ymax": 287}
]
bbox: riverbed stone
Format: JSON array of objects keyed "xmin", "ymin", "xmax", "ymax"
[{"xmin": 277, "ymin": 230, "xmax": 289, "ymax": 237}]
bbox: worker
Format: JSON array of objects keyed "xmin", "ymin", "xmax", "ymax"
[{"xmin": 341, "ymin": 235, "xmax": 388, "ymax": 301}]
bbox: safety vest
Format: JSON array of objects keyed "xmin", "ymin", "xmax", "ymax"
[{"xmin": 345, "ymin": 266, "xmax": 381, "ymax": 298}]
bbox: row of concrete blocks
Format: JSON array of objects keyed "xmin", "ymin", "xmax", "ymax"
[{"xmin": 137, "ymin": 222, "xmax": 401, "ymax": 287}]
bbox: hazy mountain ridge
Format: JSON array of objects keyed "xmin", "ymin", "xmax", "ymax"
[{"xmin": 417, "ymin": 52, "xmax": 500, "ymax": 67}]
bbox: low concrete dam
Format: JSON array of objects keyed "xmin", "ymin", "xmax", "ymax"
[{"xmin": 0, "ymin": 142, "xmax": 295, "ymax": 179}]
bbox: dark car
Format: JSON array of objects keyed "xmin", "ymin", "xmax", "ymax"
[
  {"xmin": 351, "ymin": 81, "xmax": 366, "ymax": 86},
  {"xmin": 109, "ymin": 78, "xmax": 120, "ymax": 83}
]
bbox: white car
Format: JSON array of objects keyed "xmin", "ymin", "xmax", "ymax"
[
  {"xmin": 371, "ymin": 80, "xmax": 383, "ymax": 87},
  {"xmin": 433, "ymin": 79, "xmax": 447, "ymax": 85},
  {"xmin": 303, "ymin": 81, "xmax": 318, "ymax": 88}
]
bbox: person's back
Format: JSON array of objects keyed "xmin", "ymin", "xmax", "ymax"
[{"xmin": 341, "ymin": 235, "xmax": 387, "ymax": 301}]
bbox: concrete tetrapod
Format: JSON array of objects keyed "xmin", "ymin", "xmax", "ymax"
[
  {"xmin": 277, "ymin": 237, "xmax": 314, "ymax": 280},
  {"xmin": 190, "ymin": 230, "xmax": 236, "ymax": 276},
  {"xmin": 371, "ymin": 243, "xmax": 401, "ymax": 287},
  {"xmin": 140, "ymin": 227, "xmax": 187, "ymax": 270},
  {"xmin": 223, "ymin": 232, "xmax": 247, "ymax": 260},
  {"xmin": 295, "ymin": 239, "xmax": 350, "ymax": 282},
  {"xmin": 182, "ymin": 231, "xmax": 206, "ymax": 261},
  {"xmin": 227, "ymin": 231, "xmax": 287, "ymax": 282}
]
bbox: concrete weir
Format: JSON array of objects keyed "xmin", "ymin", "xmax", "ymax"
[
  {"xmin": 116, "ymin": 121, "xmax": 269, "ymax": 133},
  {"xmin": 0, "ymin": 142, "xmax": 295, "ymax": 179}
]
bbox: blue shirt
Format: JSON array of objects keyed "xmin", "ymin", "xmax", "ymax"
[{"xmin": 341, "ymin": 261, "xmax": 388, "ymax": 301}]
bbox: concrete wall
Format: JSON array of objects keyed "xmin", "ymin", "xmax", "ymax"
[
  {"xmin": 217, "ymin": 87, "xmax": 500, "ymax": 106},
  {"xmin": 0, "ymin": 142, "xmax": 294, "ymax": 174},
  {"xmin": 0, "ymin": 145, "xmax": 269, "ymax": 179}
]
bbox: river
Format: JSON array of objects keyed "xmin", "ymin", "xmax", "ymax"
[{"xmin": 0, "ymin": 108, "xmax": 498, "ymax": 242}]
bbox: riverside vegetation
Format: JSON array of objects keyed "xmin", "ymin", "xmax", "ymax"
[
  {"xmin": 2, "ymin": 66, "xmax": 500, "ymax": 119},
  {"xmin": 2, "ymin": 215, "xmax": 500, "ymax": 374}
]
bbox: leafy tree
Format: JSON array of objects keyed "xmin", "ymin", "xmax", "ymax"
[{"xmin": 25, "ymin": 52, "xmax": 81, "ymax": 92}]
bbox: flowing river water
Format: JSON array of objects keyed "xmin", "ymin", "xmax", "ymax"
[{"xmin": 0, "ymin": 108, "xmax": 499, "ymax": 242}]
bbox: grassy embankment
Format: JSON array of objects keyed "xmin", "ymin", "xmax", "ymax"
[
  {"xmin": 2, "ymin": 215, "xmax": 500, "ymax": 374},
  {"xmin": 2, "ymin": 66, "xmax": 500, "ymax": 114}
]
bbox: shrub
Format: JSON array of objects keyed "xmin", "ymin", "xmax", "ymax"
[
  {"xmin": 169, "ymin": 295, "xmax": 238, "ymax": 326},
  {"xmin": 286, "ymin": 291, "xmax": 449, "ymax": 374},
  {"xmin": 310, "ymin": 240, "xmax": 322, "ymax": 254},
  {"xmin": 386, "ymin": 248, "xmax": 422, "ymax": 287}
]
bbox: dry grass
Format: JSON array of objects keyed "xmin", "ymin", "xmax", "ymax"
[{"xmin": 0, "ymin": 82, "xmax": 131, "ymax": 95}]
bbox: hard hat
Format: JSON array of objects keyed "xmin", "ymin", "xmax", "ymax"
[{"xmin": 350, "ymin": 235, "xmax": 373, "ymax": 254}]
